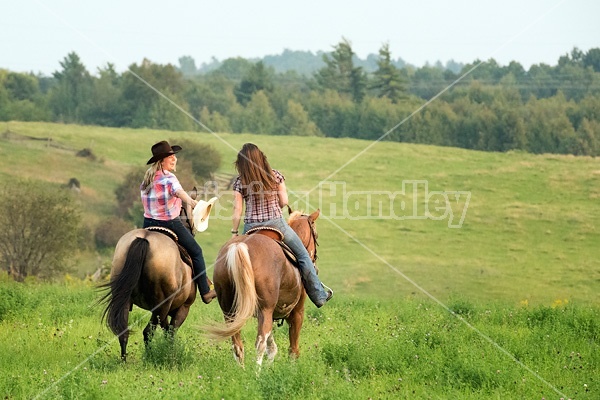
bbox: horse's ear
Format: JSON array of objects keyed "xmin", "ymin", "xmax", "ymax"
[
  {"xmin": 309, "ymin": 209, "xmax": 320, "ymax": 222},
  {"xmin": 190, "ymin": 187, "xmax": 198, "ymax": 200}
]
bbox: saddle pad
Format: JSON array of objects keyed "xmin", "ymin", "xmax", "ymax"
[{"xmin": 246, "ymin": 226, "xmax": 284, "ymax": 241}]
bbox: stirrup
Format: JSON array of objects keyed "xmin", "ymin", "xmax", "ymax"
[
  {"xmin": 316, "ymin": 283, "xmax": 333, "ymax": 308},
  {"xmin": 322, "ymin": 283, "xmax": 333, "ymax": 297}
]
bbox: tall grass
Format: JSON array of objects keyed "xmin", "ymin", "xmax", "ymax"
[{"xmin": 0, "ymin": 280, "xmax": 597, "ymax": 399}]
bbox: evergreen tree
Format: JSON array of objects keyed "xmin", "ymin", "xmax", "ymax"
[
  {"xmin": 81, "ymin": 63, "xmax": 126, "ymax": 126},
  {"xmin": 178, "ymin": 55, "xmax": 198, "ymax": 77},
  {"xmin": 371, "ymin": 43, "xmax": 406, "ymax": 103},
  {"xmin": 49, "ymin": 52, "xmax": 93, "ymax": 122},
  {"xmin": 235, "ymin": 61, "xmax": 274, "ymax": 105},
  {"xmin": 314, "ymin": 38, "xmax": 367, "ymax": 103}
]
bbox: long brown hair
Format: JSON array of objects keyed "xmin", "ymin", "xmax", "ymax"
[{"xmin": 234, "ymin": 143, "xmax": 278, "ymax": 195}]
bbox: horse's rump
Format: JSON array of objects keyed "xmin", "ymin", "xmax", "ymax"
[
  {"xmin": 209, "ymin": 235, "xmax": 302, "ymax": 339},
  {"xmin": 99, "ymin": 228, "xmax": 198, "ymax": 360},
  {"xmin": 108, "ymin": 230, "xmax": 193, "ymax": 310},
  {"xmin": 208, "ymin": 210, "xmax": 321, "ymax": 365}
]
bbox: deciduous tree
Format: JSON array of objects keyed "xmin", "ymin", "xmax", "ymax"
[
  {"xmin": 280, "ymin": 99, "xmax": 321, "ymax": 136},
  {"xmin": 241, "ymin": 90, "xmax": 276, "ymax": 134},
  {"xmin": 0, "ymin": 180, "xmax": 83, "ymax": 280}
]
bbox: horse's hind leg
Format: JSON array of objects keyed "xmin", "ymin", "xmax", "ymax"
[
  {"xmin": 287, "ymin": 303, "xmax": 305, "ymax": 359},
  {"xmin": 119, "ymin": 322, "xmax": 129, "ymax": 361},
  {"xmin": 143, "ymin": 301, "xmax": 171, "ymax": 342},
  {"xmin": 169, "ymin": 304, "xmax": 191, "ymax": 333},
  {"xmin": 266, "ymin": 331, "xmax": 278, "ymax": 363},
  {"xmin": 143, "ymin": 313, "xmax": 160, "ymax": 345},
  {"xmin": 119, "ymin": 311, "xmax": 130, "ymax": 361},
  {"xmin": 255, "ymin": 310, "xmax": 275, "ymax": 366},
  {"xmin": 231, "ymin": 332, "xmax": 244, "ymax": 365}
]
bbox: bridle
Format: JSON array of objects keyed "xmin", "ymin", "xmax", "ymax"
[{"xmin": 303, "ymin": 215, "xmax": 319, "ymax": 263}]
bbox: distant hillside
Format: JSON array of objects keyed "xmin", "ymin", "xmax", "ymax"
[{"xmin": 195, "ymin": 48, "xmax": 459, "ymax": 76}]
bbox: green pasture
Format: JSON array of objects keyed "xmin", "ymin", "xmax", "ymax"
[
  {"xmin": 0, "ymin": 121, "xmax": 599, "ymax": 398},
  {"xmin": 0, "ymin": 280, "xmax": 597, "ymax": 399},
  {"xmin": 2, "ymin": 121, "xmax": 598, "ymax": 306}
]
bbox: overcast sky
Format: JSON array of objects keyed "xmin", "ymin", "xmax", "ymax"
[{"xmin": 2, "ymin": 0, "xmax": 599, "ymax": 76}]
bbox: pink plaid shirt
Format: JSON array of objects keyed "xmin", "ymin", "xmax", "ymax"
[
  {"xmin": 141, "ymin": 170, "xmax": 183, "ymax": 221},
  {"xmin": 233, "ymin": 169, "xmax": 285, "ymax": 223}
]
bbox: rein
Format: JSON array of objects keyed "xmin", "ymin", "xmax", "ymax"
[
  {"xmin": 289, "ymin": 208, "xmax": 319, "ymax": 262},
  {"xmin": 305, "ymin": 217, "xmax": 319, "ymax": 262}
]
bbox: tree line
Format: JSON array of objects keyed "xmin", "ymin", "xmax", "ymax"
[{"xmin": 2, "ymin": 39, "xmax": 600, "ymax": 155}]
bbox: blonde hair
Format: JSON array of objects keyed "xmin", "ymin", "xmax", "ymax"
[{"xmin": 141, "ymin": 161, "xmax": 164, "ymax": 193}]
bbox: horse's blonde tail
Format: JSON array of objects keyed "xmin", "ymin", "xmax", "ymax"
[{"xmin": 206, "ymin": 242, "xmax": 258, "ymax": 340}]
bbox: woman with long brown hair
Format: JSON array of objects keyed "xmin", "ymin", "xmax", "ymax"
[{"xmin": 230, "ymin": 143, "xmax": 333, "ymax": 307}]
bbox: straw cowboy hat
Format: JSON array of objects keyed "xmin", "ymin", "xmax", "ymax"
[
  {"xmin": 147, "ymin": 140, "xmax": 182, "ymax": 165},
  {"xmin": 193, "ymin": 196, "xmax": 218, "ymax": 233}
]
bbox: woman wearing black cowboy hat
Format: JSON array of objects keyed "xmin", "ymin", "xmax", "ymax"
[{"xmin": 140, "ymin": 140, "xmax": 217, "ymax": 304}]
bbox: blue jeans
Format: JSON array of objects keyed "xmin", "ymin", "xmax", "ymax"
[
  {"xmin": 143, "ymin": 217, "xmax": 210, "ymax": 295},
  {"xmin": 244, "ymin": 217, "xmax": 329, "ymax": 306}
]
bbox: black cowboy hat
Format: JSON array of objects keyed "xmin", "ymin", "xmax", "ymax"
[{"xmin": 146, "ymin": 140, "xmax": 182, "ymax": 164}]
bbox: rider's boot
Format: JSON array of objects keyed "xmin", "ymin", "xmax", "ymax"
[
  {"xmin": 200, "ymin": 283, "xmax": 217, "ymax": 304},
  {"xmin": 192, "ymin": 263, "xmax": 216, "ymax": 304},
  {"xmin": 299, "ymin": 263, "xmax": 333, "ymax": 308}
]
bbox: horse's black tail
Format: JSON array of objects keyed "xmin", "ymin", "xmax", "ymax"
[{"xmin": 100, "ymin": 237, "xmax": 149, "ymax": 336}]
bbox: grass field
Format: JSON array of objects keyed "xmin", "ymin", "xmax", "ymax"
[
  {"xmin": 0, "ymin": 280, "xmax": 598, "ymax": 399},
  {"xmin": 1, "ymin": 121, "xmax": 599, "ymax": 398}
]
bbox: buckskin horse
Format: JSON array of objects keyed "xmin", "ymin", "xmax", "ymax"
[
  {"xmin": 206, "ymin": 209, "xmax": 321, "ymax": 366},
  {"xmin": 99, "ymin": 228, "xmax": 198, "ymax": 361}
]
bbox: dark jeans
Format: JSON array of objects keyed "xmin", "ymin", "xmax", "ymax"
[{"xmin": 143, "ymin": 217, "xmax": 210, "ymax": 295}]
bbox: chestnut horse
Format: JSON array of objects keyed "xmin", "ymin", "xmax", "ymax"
[
  {"xmin": 206, "ymin": 210, "xmax": 320, "ymax": 366},
  {"xmin": 99, "ymin": 229, "xmax": 197, "ymax": 361}
]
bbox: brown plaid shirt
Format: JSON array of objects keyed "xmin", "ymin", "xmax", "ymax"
[{"xmin": 233, "ymin": 169, "xmax": 285, "ymax": 223}]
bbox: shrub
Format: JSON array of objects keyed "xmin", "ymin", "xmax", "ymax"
[
  {"xmin": 0, "ymin": 179, "xmax": 83, "ymax": 280},
  {"xmin": 114, "ymin": 166, "xmax": 145, "ymax": 219},
  {"xmin": 0, "ymin": 282, "xmax": 26, "ymax": 321},
  {"xmin": 94, "ymin": 217, "xmax": 133, "ymax": 248},
  {"xmin": 174, "ymin": 138, "xmax": 221, "ymax": 181}
]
